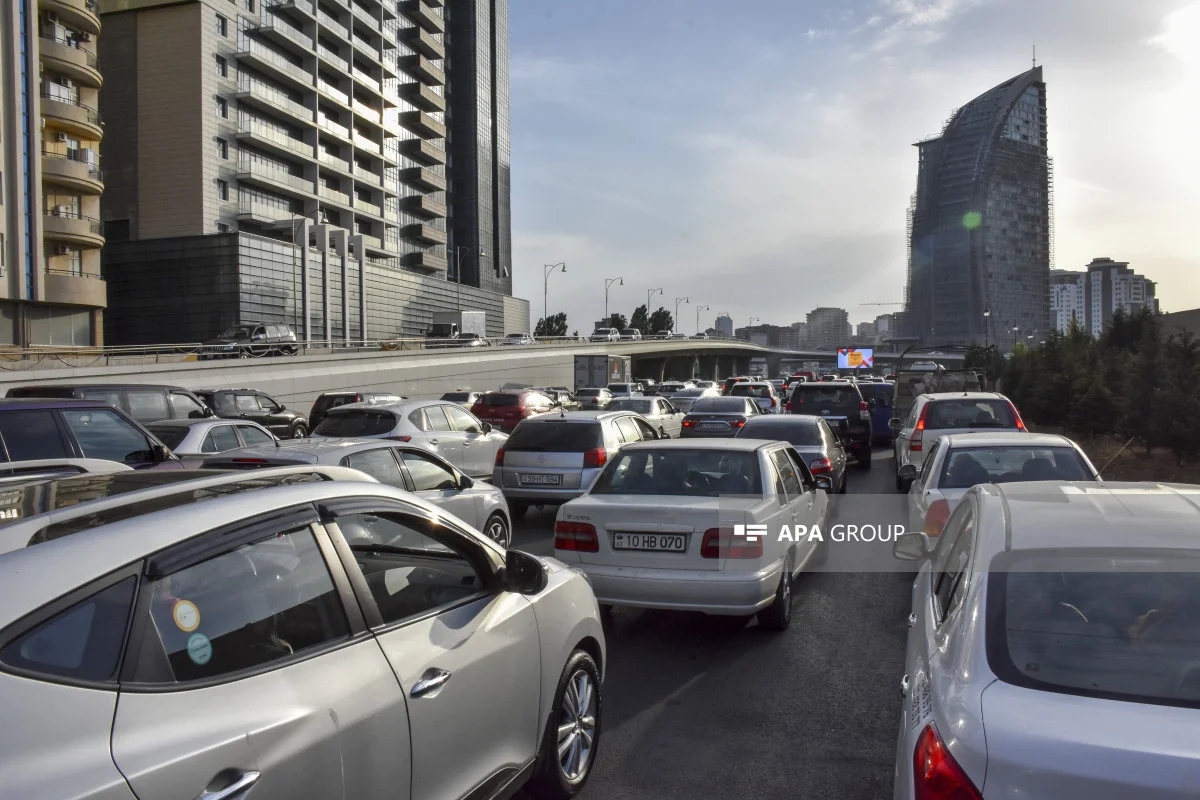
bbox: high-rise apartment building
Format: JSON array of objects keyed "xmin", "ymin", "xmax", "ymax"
[
  {"xmin": 904, "ymin": 67, "xmax": 1051, "ymax": 349},
  {"xmin": 96, "ymin": 0, "xmax": 523, "ymax": 344},
  {"xmin": 714, "ymin": 314, "xmax": 733, "ymax": 339},
  {"xmin": 0, "ymin": 0, "xmax": 107, "ymax": 345},
  {"xmin": 1051, "ymin": 257, "xmax": 1157, "ymax": 336},
  {"xmin": 805, "ymin": 306, "xmax": 851, "ymax": 351}
]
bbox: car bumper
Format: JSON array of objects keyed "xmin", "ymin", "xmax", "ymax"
[
  {"xmin": 577, "ymin": 562, "xmax": 782, "ymax": 615},
  {"xmin": 679, "ymin": 429, "xmax": 738, "ymax": 438}
]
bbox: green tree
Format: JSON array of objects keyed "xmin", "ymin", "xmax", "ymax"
[
  {"xmin": 607, "ymin": 313, "xmax": 628, "ymax": 331},
  {"xmin": 648, "ymin": 307, "xmax": 673, "ymax": 333},
  {"xmin": 1118, "ymin": 318, "xmax": 1164, "ymax": 453},
  {"xmin": 1159, "ymin": 331, "xmax": 1200, "ymax": 464},
  {"xmin": 534, "ymin": 312, "xmax": 568, "ymax": 337},
  {"xmin": 1068, "ymin": 372, "xmax": 1116, "ymax": 437},
  {"xmin": 629, "ymin": 305, "xmax": 649, "ymax": 335}
]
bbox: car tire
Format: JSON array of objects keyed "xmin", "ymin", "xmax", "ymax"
[
  {"xmin": 484, "ymin": 513, "xmax": 511, "ymax": 548},
  {"xmin": 510, "ymin": 503, "xmax": 528, "ymax": 520},
  {"xmin": 527, "ymin": 650, "xmax": 602, "ymax": 800},
  {"xmin": 290, "ymin": 422, "xmax": 307, "ymax": 439},
  {"xmin": 757, "ymin": 554, "xmax": 793, "ymax": 632},
  {"xmin": 237, "ymin": 348, "xmax": 251, "ymax": 359},
  {"xmin": 857, "ymin": 446, "xmax": 872, "ymax": 470},
  {"xmin": 658, "ymin": 426, "xmax": 669, "ymax": 439}
]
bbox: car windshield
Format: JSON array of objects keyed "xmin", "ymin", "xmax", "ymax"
[
  {"xmin": 146, "ymin": 425, "xmax": 189, "ymax": 449},
  {"xmin": 591, "ymin": 449, "xmax": 762, "ymax": 497},
  {"xmin": 925, "ymin": 399, "xmax": 1017, "ymax": 429},
  {"xmin": 217, "ymin": 325, "xmax": 254, "ymax": 339},
  {"xmin": 994, "ymin": 552, "xmax": 1200, "ymax": 707},
  {"xmin": 610, "ymin": 399, "xmax": 654, "ymax": 414},
  {"xmin": 689, "ymin": 397, "xmax": 749, "ymax": 413},
  {"xmin": 576, "ymin": 389, "xmax": 600, "ymax": 397},
  {"xmin": 313, "ymin": 410, "xmax": 396, "ymax": 437},
  {"xmin": 608, "ymin": 384, "xmax": 631, "ymax": 393},
  {"xmin": 738, "ymin": 420, "xmax": 823, "ymax": 447},
  {"xmin": 440, "ymin": 392, "xmax": 472, "ymax": 402},
  {"xmin": 591, "ymin": 330, "xmax": 609, "ymax": 336},
  {"xmin": 790, "ymin": 386, "xmax": 858, "ymax": 408},
  {"xmin": 731, "ymin": 384, "xmax": 773, "ymax": 398},
  {"xmin": 504, "ymin": 422, "xmax": 602, "ymax": 452},
  {"xmin": 506, "ymin": 334, "xmax": 525, "ymax": 339},
  {"xmin": 479, "ymin": 394, "xmax": 520, "ymax": 406},
  {"xmin": 939, "ymin": 446, "xmax": 1093, "ymax": 488}
]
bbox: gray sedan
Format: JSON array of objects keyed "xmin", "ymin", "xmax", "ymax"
[
  {"xmin": 203, "ymin": 439, "xmax": 514, "ymax": 546},
  {"xmin": 607, "ymin": 396, "xmax": 685, "ymax": 438},
  {"xmin": 146, "ymin": 418, "xmax": 278, "ymax": 466},
  {"xmin": 736, "ymin": 414, "xmax": 848, "ymax": 493}
]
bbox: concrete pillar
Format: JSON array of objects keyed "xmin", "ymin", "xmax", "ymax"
[{"xmin": 766, "ymin": 354, "xmax": 782, "ymax": 377}]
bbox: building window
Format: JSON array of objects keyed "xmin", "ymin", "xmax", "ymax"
[
  {"xmin": 243, "ymin": 0, "xmax": 254, "ymax": 10},
  {"xmin": 216, "ymin": 138, "xmax": 228, "ymax": 159},
  {"xmin": 216, "ymin": 96, "xmax": 227, "ymax": 118},
  {"xmin": 216, "ymin": 14, "xmax": 227, "ymax": 35},
  {"xmin": 66, "ymin": 249, "xmax": 82, "ymax": 276},
  {"xmin": 217, "ymin": 179, "xmax": 229, "ymax": 200},
  {"xmin": 215, "ymin": 55, "xmax": 228, "ymax": 77},
  {"xmin": 216, "ymin": 222, "xmax": 230, "ymax": 232}
]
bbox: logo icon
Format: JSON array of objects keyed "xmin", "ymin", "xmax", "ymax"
[
  {"xmin": 537, "ymin": 454, "xmax": 546, "ymax": 464},
  {"xmin": 821, "ymin": 409, "xmax": 830, "ymax": 415},
  {"xmin": 733, "ymin": 523, "xmax": 768, "ymax": 542}
]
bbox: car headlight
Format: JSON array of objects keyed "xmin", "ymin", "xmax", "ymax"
[{"xmin": 222, "ymin": 344, "xmax": 235, "ymax": 350}]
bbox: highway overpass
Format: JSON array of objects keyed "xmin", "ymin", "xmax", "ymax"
[{"xmin": 0, "ymin": 340, "xmax": 963, "ymax": 411}]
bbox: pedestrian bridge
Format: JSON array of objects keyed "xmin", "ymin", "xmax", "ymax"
[{"xmin": 0, "ymin": 340, "xmax": 962, "ymax": 411}]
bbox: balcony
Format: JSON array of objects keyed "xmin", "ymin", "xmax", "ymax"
[
  {"xmin": 354, "ymin": 164, "xmax": 383, "ymax": 186},
  {"xmin": 352, "ymin": 97, "xmax": 381, "ymax": 124},
  {"xmin": 236, "ymin": 120, "xmax": 316, "ymax": 160},
  {"xmin": 317, "ymin": 10, "xmax": 349, "ymax": 43},
  {"xmin": 40, "ymin": 91, "xmax": 103, "ymax": 138},
  {"xmin": 402, "ymin": 223, "xmax": 446, "ymax": 245},
  {"xmin": 254, "ymin": 17, "xmax": 315, "ymax": 56},
  {"xmin": 402, "ymin": 251, "xmax": 448, "ymax": 272},
  {"xmin": 400, "ymin": 26, "xmax": 443, "ymax": 59},
  {"xmin": 352, "ymin": 34, "xmax": 377, "ymax": 59},
  {"xmin": 236, "ymin": 81, "xmax": 313, "ymax": 125},
  {"xmin": 400, "ymin": 194, "xmax": 446, "ymax": 219},
  {"xmin": 351, "ymin": 65, "xmax": 382, "ymax": 94},
  {"xmin": 353, "ymin": 131, "xmax": 381, "ymax": 154},
  {"xmin": 316, "ymin": 77, "xmax": 349, "ymax": 104},
  {"xmin": 350, "ymin": 2, "xmax": 375, "ymax": 29},
  {"xmin": 39, "ymin": 0, "xmax": 100, "ymax": 35},
  {"xmin": 43, "ymin": 209, "xmax": 104, "ymax": 248},
  {"xmin": 353, "ymin": 196, "xmax": 382, "ymax": 218},
  {"xmin": 39, "ymin": 36, "xmax": 102, "ymax": 87},
  {"xmin": 317, "ymin": 45, "xmax": 350, "ymax": 72},
  {"xmin": 41, "ymin": 149, "xmax": 104, "ymax": 194},
  {"xmin": 237, "ymin": 199, "xmax": 296, "ymax": 224},
  {"xmin": 398, "ymin": 82, "xmax": 445, "ymax": 112},
  {"xmin": 262, "ymin": 0, "xmax": 315, "ymax": 22},
  {"xmin": 318, "ymin": 116, "xmax": 352, "ymax": 142},
  {"xmin": 398, "ymin": 137, "xmax": 446, "ymax": 166},
  {"xmin": 317, "ymin": 150, "xmax": 354, "ymax": 176},
  {"xmin": 398, "ymin": 166, "xmax": 445, "ymax": 192},
  {"xmin": 359, "ymin": 234, "xmax": 387, "ymax": 254},
  {"xmin": 400, "ymin": 54, "xmax": 444, "ymax": 86},
  {"xmin": 400, "ymin": 0, "xmax": 443, "ymax": 33},
  {"xmin": 44, "ymin": 269, "xmax": 107, "ymax": 308},
  {"xmin": 235, "ymin": 37, "xmax": 313, "ymax": 91},
  {"xmin": 318, "ymin": 185, "xmax": 352, "ymax": 209},
  {"xmin": 236, "ymin": 159, "xmax": 316, "ymax": 197},
  {"xmin": 397, "ymin": 109, "xmax": 444, "ymax": 139}
]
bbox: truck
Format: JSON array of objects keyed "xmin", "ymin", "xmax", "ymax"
[
  {"xmin": 426, "ymin": 311, "xmax": 486, "ymax": 344},
  {"xmin": 891, "ymin": 368, "xmax": 985, "ymax": 420},
  {"xmin": 574, "ymin": 354, "xmax": 631, "ymax": 391}
]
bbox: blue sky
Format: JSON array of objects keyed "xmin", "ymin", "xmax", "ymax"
[{"xmin": 507, "ymin": 0, "xmax": 1200, "ymax": 334}]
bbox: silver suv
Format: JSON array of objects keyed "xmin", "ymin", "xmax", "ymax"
[{"xmin": 494, "ymin": 411, "xmax": 659, "ymax": 517}]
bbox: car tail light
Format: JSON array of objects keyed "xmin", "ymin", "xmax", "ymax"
[
  {"xmin": 809, "ymin": 457, "xmax": 832, "ymax": 474},
  {"xmin": 859, "ymin": 400, "xmax": 869, "ymax": 410},
  {"xmin": 913, "ymin": 723, "xmax": 982, "ymax": 800},
  {"xmin": 554, "ymin": 521, "xmax": 599, "ymax": 552},
  {"xmin": 910, "ymin": 404, "xmax": 930, "ymax": 451},
  {"xmin": 784, "ymin": 401, "xmax": 792, "ymax": 412},
  {"xmin": 700, "ymin": 528, "xmax": 763, "ymax": 559},
  {"xmin": 729, "ymin": 418, "xmax": 746, "ymax": 428},
  {"xmin": 495, "ymin": 447, "xmax": 505, "ymax": 466},
  {"xmin": 388, "ymin": 435, "xmax": 412, "ymax": 442},
  {"xmin": 1008, "ymin": 401, "xmax": 1026, "ymax": 431},
  {"xmin": 583, "ymin": 448, "xmax": 607, "ymax": 468},
  {"xmin": 769, "ymin": 397, "xmax": 777, "ymax": 408},
  {"xmin": 923, "ymin": 499, "xmax": 951, "ymax": 535},
  {"xmin": 682, "ymin": 418, "xmax": 695, "ymax": 428}
]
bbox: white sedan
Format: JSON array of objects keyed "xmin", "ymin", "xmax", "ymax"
[
  {"xmin": 903, "ymin": 432, "xmax": 1100, "ymax": 535},
  {"xmin": 553, "ymin": 439, "xmax": 831, "ymax": 630}
]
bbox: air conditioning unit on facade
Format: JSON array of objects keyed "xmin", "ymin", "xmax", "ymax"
[
  {"xmin": 56, "ymin": 131, "xmax": 68, "ymax": 142},
  {"xmin": 54, "ymin": 245, "xmax": 71, "ymax": 255},
  {"xmin": 79, "ymin": 32, "xmax": 91, "ymax": 42}
]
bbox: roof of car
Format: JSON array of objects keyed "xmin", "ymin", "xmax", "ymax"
[
  {"xmin": 330, "ymin": 398, "xmax": 444, "ymax": 414},
  {"xmin": 145, "ymin": 418, "xmax": 239, "ymax": 429},
  {"xmin": 192, "ymin": 387, "xmax": 268, "ymax": 393},
  {"xmin": 204, "ymin": 438, "xmax": 394, "ymax": 462},
  {"xmin": 919, "ymin": 391, "xmax": 1008, "ymax": 401},
  {"xmin": 623, "ymin": 438, "xmax": 781, "ymax": 452},
  {"xmin": 741, "ymin": 414, "xmax": 822, "ymax": 425},
  {"xmin": 0, "ymin": 397, "xmax": 127, "ymax": 409},
  {"xmin": 982, "ymin": 482, "xmax": 1200, "ymax": 552},
  {"xmin": 523, "ymin": 410, "xmax": 636, "ymax": 423},
  {"xmin": 935, "ymin": 432, "xmax": 1076, "ymax": 448}
]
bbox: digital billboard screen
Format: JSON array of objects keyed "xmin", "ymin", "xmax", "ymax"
[{"xmin": 837, "ymin": 348, "xmax": 874, "ymax": 370}]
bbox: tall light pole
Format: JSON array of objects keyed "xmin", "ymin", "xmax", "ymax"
[
  {"xmin": 674, "ymin": 296, "xmax": 689, "ymax": 333},
  {"xmin": 543, "ymin": 262, "xmax": 566, "ymax": 333},
  {"xmin": 696, "ymin": 304, "xmax": 710, "ymax": 336},
  {"xmin": 604, "ymin": 276, "xmax": 623, "ymax": 324},
  {"xmin": 646, "ymin": 287, "xmax": 662, "ymax": 330},
  {"xmin": 983, "ymin": 305, "xmax": 991, "ymax": 349},
  {"xmin": 749, "ymin": 316, "xmax": 760, "ymax": 341},
  {"xmin": 454, "ymin": 245, "xmax": 485, "ymax": 311}
]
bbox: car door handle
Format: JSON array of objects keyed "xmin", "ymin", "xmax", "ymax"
[
  {"xmin": 901, "ymin": 674, "xmax": 910, "ymax": 696},
  {"xmin": 907, "ymin": 612, "xmax": 916, "ymax": 629},
  {"xmin": 411, "ymin": 668, "xmax": 451, "ymax": 698},
  {"xmin": 428, "ymin": 438, "xmax": 439, "ymax": 445},
  {"xmin": 195, "ymin": 771, "xmax": 260, "ymax": 800}
]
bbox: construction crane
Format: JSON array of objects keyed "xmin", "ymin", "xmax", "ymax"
[{"xmin": 859, "ymin": 301, "xmax": 904, "ymax": 306}]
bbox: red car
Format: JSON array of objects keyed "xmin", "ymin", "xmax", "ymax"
[{"xmin": 470, "ymin": 389, "xmax": 558, "ymax": 433}]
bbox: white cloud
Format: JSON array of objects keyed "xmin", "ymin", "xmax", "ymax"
[{"xmin": 1148, "ymin": 1, "xmax": 1200, "ymax": 69}]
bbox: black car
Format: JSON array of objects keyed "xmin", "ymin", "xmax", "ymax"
[
  {"xmin": 679, "ymin": 396, "xmax": 762, "ymax": 438},
  {"xmin": 193, "ymin": 388, "xmax": 309, "ymax": 438},
  {"xmin": 736, "ymin": 414, "xmax": 848, "ymax": 493},
  {"xmin": 5, "ymin": 384, "xmax": 213, "ymax": 424},
  {"xmin": 200, "ymin": 322, "xmax": 299, "ymax": 359},
  {"xmin": 308, "ymin": 391, "xmax": 407, "ymax": 430},
  {"xmin": 786, "ymin": 381, "xmax": 873, "ymax": 469},
  {"xmin": 0, "ymin": 398, "xmax": 180, "ymax": 468}
]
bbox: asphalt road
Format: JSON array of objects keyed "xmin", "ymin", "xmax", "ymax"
[{"xmin": 510, "ymin": 445, "xmax": 914, "ymax": 800}]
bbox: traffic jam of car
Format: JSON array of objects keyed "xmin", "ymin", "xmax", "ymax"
[{"xmin": 0, "ymin": 362, "xmax": 1194, "ymax": 799}]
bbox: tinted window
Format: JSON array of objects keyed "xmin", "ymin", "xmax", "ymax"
[
  {"xmin": 147, "ymin": 425, "xmax": 189, "ymax": 450},
  {"xmin": 237, "ymin": 425, "xmax": 274, "ymax": 447},
  {"xmin": 0, "ymin": 577, "xmax": 136, "ymax": 682},
  {"xmin": 234, "ymin": 394, "xmax": 260, "ymax": 412},
  {"xmin": 690, "ymin": 397, "xmax": 750, "ymax": 413},
  {"xmin": 479, "ymin": 394, "xmax": 520, "ymax": 407},
  {"xmin": 202, "ymin": 425, "xmax": 241, "ymax": 453},
  {"xmin": 933, "ymin": 505, "xmax": 975, "ymax": 621},
  {"xmin": 133, "ymin": 528, "xmax": 348, "ymax": 683},
  {"xmin": 731, "ymin": 384, "xmax": 773, "ymax": 398},
  {"xmin": 614, "ymin": 416, "xmax": 643, "ymax": 443},
  {"xmin": 401, "ymin": 451, "xmax": 458, "ymax": 491},
  {"xmin": 61, "ymin": 408, "xmax": 153, "ymax": 464},
  {"xmin": 197, "ymin": 392, "xmax": 236, "ymax": 414},
  {"xmin": 0, "ymin": 410, "xmax": 70, "ymax": 461},
  {"xmin": 421, "ymin": 406, "xmax": 452, "ymax": 432},
  {"xmin": 444, "ymin": 405, "xmax": 482, "ymax": 433},
  {"xmin": 80, "ymin": 389, "xmax": 124, "ymax": 407},
  {"xmin": 256, "ymin": 395, "xmax": 282, "ymax": 412},
  {"xmin": 609, "ymin": 399, "xmax": 654, "ymax": 414},
  {"xmin": 126, "ymin": 391, "xmax": 171, "ymax": 423},
  {"xmin": 313, "ymin": 410, "xmax": 397, "ymax": 437},
  {"xmin": 505, "ymin": 423, "xmax": 602, "ymax": 452},
  {"xmin": 169, "ymin": 392, "xmax": 206, "ymax": 419},
  {"xmin": 939, "ymin": 446, "xmax": 1093, "ymax": 488},
  {"xmin": 789, "ymin": 385, "xmax": 860, "ymax": 408},
  {"xmin": 343, "ymin": 448, "xmax": 405, "ymax": 488},
  {"xmin": 738, "ymin": 419, "xmax": 823, "ymax": 446},
  {"xmin": 440, "ymin": 393, "xmax": 471, "ymax": 402},
  {"xmin": 770, "ymin": 449, "xmax": 804, "ymax": 498},
  {"xmin": 925, "ymin": 399, "xmax": 1017, "ymax": 430},
  {"xmin": 576, "ymin": 389, "xmax": 600, "ymax": 398},
  {"xmin": 592, "ymin": 449, "xmax": 763, "ymax": 497},
  {"xmin": 607, "ymin": 384, "xmax": 631, "ymax": 393}
]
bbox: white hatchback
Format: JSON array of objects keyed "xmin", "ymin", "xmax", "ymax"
[{"xmin": 554, "ymin": 439, "xmax": 832, "ymax": 630}]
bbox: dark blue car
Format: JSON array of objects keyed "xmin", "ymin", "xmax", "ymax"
[
  {"xmin": 0, "ymin": 398, "xmax": 182, "ymax": 469},
  {"xmin": 857, "ymin": 382, "xmax": 896, "ymax": 444}
]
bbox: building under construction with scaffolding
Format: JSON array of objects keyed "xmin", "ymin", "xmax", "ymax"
[{"xmin": 903, "ymin": 66, "xmax": 1053, "ymax": 350}]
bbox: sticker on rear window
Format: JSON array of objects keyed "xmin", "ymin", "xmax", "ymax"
[
  {"xmin": 186, "ymin": 632, "xmax": 212, "ymax": 665},
  {"xmin": 172, "ymin": 599, "xmax": 200, "ymax": 632}
]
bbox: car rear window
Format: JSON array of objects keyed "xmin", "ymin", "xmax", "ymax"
[
  {"xmin": 504, "ymin": 423, "xmax": 602, "ymax": 452},
  {"xmin": 576, "ymin": 389, "xmax": 600, "ymax": 397},
  {"xmin": 737, "ymin": 420, "xmax": 823, "ymax": 447},
  {"xmin": 992, "ymin": 551, "xmax": 1200, "ymax": 708},
  {"xmin": 731, "ymin": 384, "xmax": 772, "ymax": 398},
  {"xmin": 789, "ymin": 385, "xmax": 860, "ymax": 408},
  {"xmin": 591, "ymin": 449, "xmax": 762, "ymax": 497},
  {"xmin": 479, "ymin": 394, "xmax": 520, "ymax": 407},
  {"xmin": 147, "ymin": 425, "xmax": 189, "ymax": 450},
  {"xmin": 6, "ymin": 387, "xmax": 76, "ymax": 399},
  {"xmin": 440, "ymin": 393, "xmax": 471, "ymax": 402},
  {"xmin": 690, "ymin": 397, "xmax": 749, "ymax": 413},
  {"xmin": 313, "ymin": 410, "xmax": 396, "ymax": 437},
  {"xmin": 939, "ymin": 446, "xmax": 1093, "ymax": 488},
  {"xmin": 608, "ymin": 384, "xmax": 631, "ymax": 393},
  {"xmin": 925, "ymin": 399, "xmax": 1016, "ymax": 430},
  {"xmin": 610, "ymin": 399, "xmax": 654, "ymax": 414}
]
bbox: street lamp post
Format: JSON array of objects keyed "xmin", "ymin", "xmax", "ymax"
[
  {"xmin": 646, "ymin": 287, "xmax": 662, "ymax": 331},
  {"xmin": 696, "ymin": 304, "xmax": 710, "ymax": 336},
  {"xmin": 604, "ymin": 277, "xmax": 623, "ymax": 325},
  {"xmin": 749, "ymin": 316, "xmax": 760, "ymax": 341},
  {"xmin": 1010, "ymin": 325, "xmax": 1020, "ymax": 352},
  {"xmin": 542, "ymin": 262, "xmax": 566, "ymax": 334},
  {"xmin": 674, "ymin": 297, "xmax": 689, "ymax": 333},
  {"xmin": 453, "ymin": 246, "xmax": 486, "ymax": 312},
  {"xmin": 983, "ymin": 305, "xmax": 991, "ymax": 349}
]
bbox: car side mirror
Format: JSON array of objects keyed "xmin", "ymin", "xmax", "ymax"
[
  {"xmin": 814, "ymin": 475, "xmax": 833, "ymax": 492},
  {"xmin": 893, "ymin": 532, "xmax": 931, "ymax": 561},
  {"xmin": 277, "ymin": 404, "xmax": 286, "ymax": 411},
  {"xmin": 188, "ymin": 409, "xmax": 206, "ymax": 419},
  {"xmin": 888, "ymin": 418, "xmax": 902, "ymax": 432},
  {"xmin": 505, "ymin": 549, "xmax": 548, "ymax": 593},
  {"xmin": 459, "ymin": 474, "xmax": 475, "ymax": 490},
  {"xmin": 481, "ymin": 422, "xmax": 492, "ymax": 434},
  {"xmin": 898, "ymin": 464, "xmax": 919, "ymax": 481},
  {"xmin": 151, "ymin": 443, "xmax": 172, "ymax": 464}
]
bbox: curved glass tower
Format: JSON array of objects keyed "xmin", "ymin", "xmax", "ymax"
[{"xmin": 903, "ymin": 66, "xmax": 1051, "ymax": 349}]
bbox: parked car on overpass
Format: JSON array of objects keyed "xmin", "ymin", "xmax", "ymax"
[
  {"xmin": 499, "ymin": 333, "xmax": 535, "ymax": 346},
  {"xmin": 619, "ymin": 329, "xmax": 643, "ymax": 341},
  {"xmin": 199, "ymin": 321, "xmax": 298, "ymax": 358},
  {"xmin": 589, "ymin": 327, "xmax": 620, "ymax": 342}
]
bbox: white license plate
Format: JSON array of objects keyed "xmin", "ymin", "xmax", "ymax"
[
  {"xmin": 699, "ymin": 422, "xmax": 727, "ymax": 430},
  {"xmin": 612, "ymin": 532, "xmax": 686, "ymax": 552},
  {"xmin": 519, "ymin": 473, "xmax": 561, "ymax": 486}
]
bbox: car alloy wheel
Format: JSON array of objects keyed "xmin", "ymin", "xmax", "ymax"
[
  {"xmin": 484, "ymin": 513, "xmax": 510, "ymax": 548},
  {"xmin": 291, "ymin": 423, "xmax": 307, "ymax": 439},
  {"xmin": 558, "ymin": 668, "xmax": 598, "ymax": 781}
]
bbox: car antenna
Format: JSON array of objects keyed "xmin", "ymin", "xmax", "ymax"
[{"xmin": 1096, "ymin": 435, "xmax": 1136, "ymax": 481}]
